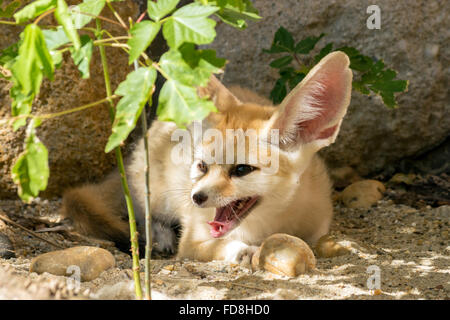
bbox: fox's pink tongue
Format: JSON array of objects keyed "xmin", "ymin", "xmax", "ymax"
[{"xmin": 208, "ymin": 206, "xmax": 232, "ymax": 238}]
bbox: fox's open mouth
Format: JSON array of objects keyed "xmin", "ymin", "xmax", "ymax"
[{"xmin": 207, "ymin": 196, "xmax": 260, "ymax": 238}]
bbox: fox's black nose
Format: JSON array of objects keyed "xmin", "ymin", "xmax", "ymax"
[{"xmin": 192, "ymin": 192, "xmax": 208, "ymax": 206}]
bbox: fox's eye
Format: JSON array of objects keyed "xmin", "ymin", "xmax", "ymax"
[
  {"xmin": 230, "ymin": 164, "xmax": 256, "ymax": 177},
  {"xmin": 197, "ymin": 160, "xmax": 208, "ymax": 174}
]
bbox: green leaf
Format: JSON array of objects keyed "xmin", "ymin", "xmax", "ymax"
[
  {"xmin": 179, "ymin": 42, "xmax": 226, "ymax": 69},
  {"xmin": 11, "ymin": 118, "xmax": 49, "ymax": 203},
  {"xmin": 71, "ymin": 0, "xmax": 106, "ymax": 29},
  {"xmin": 43, "ymin": 27, "xmax": 69, "ymax": 50},
  {"xmin": 43, "ymin": 28, "xmax": 68, "ymax": 68},
  {"xmin": 287, "ymin": 72, "xmax": 305, "ymax": 90},
  {"xmin": 14, "ymin": 0, "xmax": 56, "ymax": 23},
  {"xmin": 269, "ymin": 55, "xmax": 293, "ymax": 69},
  {"xmin": 157, "ymin": 79, "xmax": 217, "ymax": 127},
  {"xmin": 10, "ymin": 84, "xmax": 33, "ymax": 130},
  {"xmin": 147, "ymin": 0, "xmax": 179, "ymax": 22},
  {"xmin": 295, "ymin": 33, "xmax": 324, "ymax": 54},
  {"xmin": 212, "ymin": 0, "xmax": 261, "ymax": 29},
  {"xmin": 162, "ymin": 3, "xmax": 218, "ymax": 49},
  {"xmin": 263, "ymin": 26, "xmax": 294, "ymax": 54},
  {"xmin": 105, "ymin": 67, "xmax": 157, "ymax": 153},
  {"xmin": 313, "ymin": 43, "xmax": 333, "ymax": 64},
  {"xmin": 55, "ymin": 0, "xmax": 80, "ymax": 50},
  {"xmin": 10, "ymin": 24, "xmax": 54, "ymax": 130},
  {"xmin": 160, "ymin": 47, "xmax": 224, "ymax": 87},
  {"xmin": 337, "ymin": 46, "xmax": 374, "ymax": 72},
  {"xmin": 339, "ymin": 49, "xmax": 409, "ymax": 108},
  {"xmin": 269, "ymin": 78, "xmax": 287, "ymax": 104},
  {"xmin": 127, "ymin": 20, "xmax": 160, "ymax": 64},
  {"xmin": 352, "ymin": 80, "xmax": 370, "ymax": 95},
  {"xmin": 12, "ymin": 24, "xmax": 54, "ymax": 96},
  {"xmin": 0, "ymin": 0, "xmax": 21, "ymax": 18},
  {"xmin": 70, "ymin": 35, "xmax": 93, "ymax": 78}
]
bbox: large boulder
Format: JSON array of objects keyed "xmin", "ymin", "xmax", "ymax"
[
  {"xmin": 0, "ymin": 0, "xmax": 139, "ymax": 198},
  {"xmin": 210, "ymin": 0, "xmax": 449, "ymax": 176}
]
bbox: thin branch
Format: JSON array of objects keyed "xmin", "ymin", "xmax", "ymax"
[
  {"xmin": 106, "ymin": 0, "xmax": 129, "ymax": 30},
  {"xmin": 34, "ymin": 8, "xmax": 55, "ymax": 25},
  {"xmin": 134, "ymin": 58, "xmax": 153, "ymax": 300},
  {"xmin": 70, "ymin": 8, "xmax": 124, "ymax": 28},
  {"xmin": 96, "ymin": 18, "xmax": 143, "ymax": 300},
  {"xmin": 0, "ymin": 95, "xmax": 119, "ymax": 127},
  {"xmin": 0, "ymin": 212, "xmax": 65, "ymax": 250}
]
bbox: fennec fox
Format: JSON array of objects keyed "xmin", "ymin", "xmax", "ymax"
[{"xmin": 61, "ymin": 52, "xmax": 352, "ymax": 263}]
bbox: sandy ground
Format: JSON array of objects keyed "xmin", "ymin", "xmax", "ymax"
[{"xmin": 0, "ymin": 187, "xmax": 449, "ymax": 300}]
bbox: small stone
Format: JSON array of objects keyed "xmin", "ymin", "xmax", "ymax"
[
  {"xmin": 30, "ymin": 246, "xmax": 115, "ymax": 282},
  {"xmin": 163, "ymin": 264, "xmax": 174, "ymax": 271},
  {"xmin": 341, "ymin": 180, "xmax": 386, "ymax": 208},
  {"xmin": 388, "ymin": 173, "xmax": 416, "ymax": 185},
  {"xmin": 315, "ymin": 235, "xmax": 350, "ymax": 258},
  {"xmin": 251, "ymin": 233, "xmax": 316, "ymax": 277},
  {"xmin": 0, "ymin": 233, "xmax": 15, "ymax": 259}
]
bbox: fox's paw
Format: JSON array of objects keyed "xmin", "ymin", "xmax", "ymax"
[
  {"xmin": 224, "ymin": 240, "xmax": 259, "ymax": 268},
  {"xmin": 151, "ymin": 221, "xmax": 177, "ymax": 257}
]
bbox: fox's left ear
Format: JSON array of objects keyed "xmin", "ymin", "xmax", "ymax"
[
  {"xmin": 198, "ymin": 75, "xmax": 241, "ymax": 112},
  {"xmin": 270, "ymin": 51, "xmax": 353, "ymax": 152}
]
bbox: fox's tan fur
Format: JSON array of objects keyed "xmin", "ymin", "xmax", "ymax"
[{"xmin": 61, "ymin": 52, "xmax": 353, "ymax": 263}]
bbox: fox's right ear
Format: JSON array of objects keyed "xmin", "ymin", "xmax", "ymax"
[
  {"xmin": 269, "ymin": 51, "xmax": 353, "ymax": 152},
  {"xmin": 198, "ymin": 75, "xmax": 241, "ymax": 112}
]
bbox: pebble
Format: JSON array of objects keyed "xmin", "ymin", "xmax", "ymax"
[
  {"xmin": 29, "ymin": 246, "xmax": 115, "ymax": 282},
  {"xmin": 0, "ymin": 233, "xmax": 15, "ymax": 259},
  {"xmin": 388, "ymin": 173, "xmax": 416, "ymax": 185},
  {"xmin": 315, "ymin": 235, "xmax": 350, "ymax": 258},
  {"xmin": 341, "ymin": 180, "xmax": 386, "ymax": 208},
  {"xmin": 251, "ymin": 233, "xmax": 316, "ymax": 277}
]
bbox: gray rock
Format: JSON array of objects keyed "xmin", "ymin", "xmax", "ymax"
[
  {"xmin": 30, "ymin": 246, "xmax": 115, "ymax": 282},
  {"xmin": 0, "ymin": 233, "xmax": 15, "ymax": 259},
  {"xmin": 210, "ymin": 0, "xmax": 449, "ymax": 176}
]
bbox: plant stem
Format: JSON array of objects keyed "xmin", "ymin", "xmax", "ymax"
[
  {"xmin": 133, "ymin": 59, "xmax": 153, "ymax": 300},
  {"xmin": 34, "ymin": 8, "xmax": 56, "ymax": 25},
  {"xmin": 292, "ymin": 53, "xmax": 302, "ymax": 69},
  {"xmin": 96, "ymin": 18, "xmax": 143, "ymax": 300},
  {"xmin": 106, "ymin": 0, "xmax": 128, "ymax": 30},
  {"xmin": 70, "ymin": 9, "xmax": 124, "ymax": 28},
  {"xmin": 0, "ymin": 95, "xmax": 118, "ymax": 127}
]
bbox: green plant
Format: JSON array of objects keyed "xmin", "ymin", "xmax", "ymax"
[
  {"xmin": 264, "ymin": 26, "xmax": 409, "ymax": 107},
  {"xmin": 0, "ymin": 0, "xmax": 260, "ymax": 299}
]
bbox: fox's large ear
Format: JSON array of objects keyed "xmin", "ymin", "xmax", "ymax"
[
  {"xmin": 270, "ymin": 51, "xmax": 353, "ymax": 151},
  {"xmin": 198, "ymin": 75, "xmax": 241, "ymax": 112}
]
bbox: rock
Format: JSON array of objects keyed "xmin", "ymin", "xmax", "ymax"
[
  {"xmin": 251, "ymin": 233, "xmax": 316, "ymax": 277},
  {"xmin": 30, "ymin": 246, "xmax": 115, "ymax": 282},
  {"xmin": 0, "ymin": 233, "xmax": 15, "ymax": 259},
  {"xmin": 388, "ymin": 173, "xmax": 417, "ymax": 185},
  {"xmin": 209, "ymin": 0, "xmax": 449, "ymax": 176},
  {"xmin": 341, "ymin": 180, "xmax": 385, "ymax": 208},
  {"xmin": 0, "ymin": 0, "xmax": 139, "ymax": 199},
  {"xmin": 315, "ymin": 235, "xmax": 350, "ymax": 258}
]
